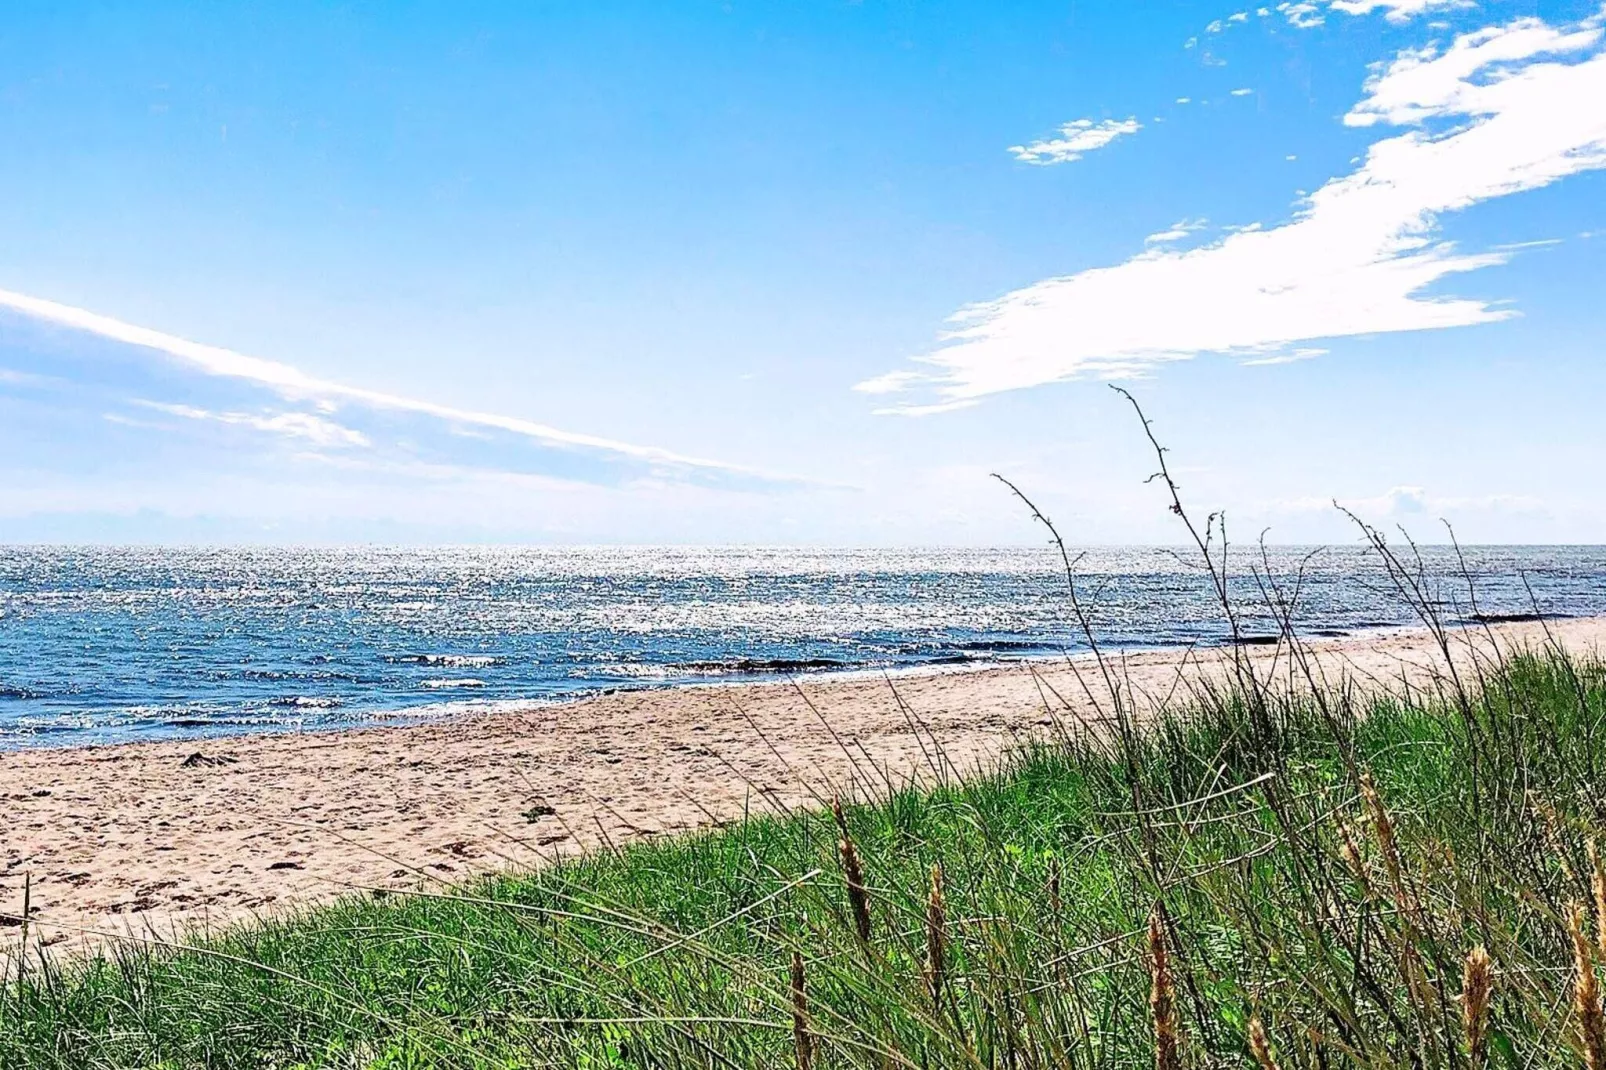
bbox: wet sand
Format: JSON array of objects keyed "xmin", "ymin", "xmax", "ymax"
[{"xmin": 3, "ymin": 615, "xmax": 1601, "ymax": 951}]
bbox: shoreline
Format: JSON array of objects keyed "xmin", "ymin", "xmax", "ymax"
[
  {"xmin": 1, "ymin": 617, "xmax": 1459, "ymax": 754},
  {"xmin": 3, "ymin": 614, "xmax": 1602, "ymax": 950}
]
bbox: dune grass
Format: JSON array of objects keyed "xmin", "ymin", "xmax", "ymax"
[{"xmin": 3, "ymin": 639, "xmax": 1606, "ymax": 1068}]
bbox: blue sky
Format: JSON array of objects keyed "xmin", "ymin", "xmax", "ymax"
[{"xmin": 2, "ymin": 0, "xmax": 1604, "ymax": 544}]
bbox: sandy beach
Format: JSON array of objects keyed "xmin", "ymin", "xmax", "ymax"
[{"xmin": 3, "ymin": 615, "xmax": 1602, "ymax": 951}]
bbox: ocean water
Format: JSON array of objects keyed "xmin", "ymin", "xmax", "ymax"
[{"xmin": 2, "ymin": 545, "xmax": 1604, "ymax": 748}]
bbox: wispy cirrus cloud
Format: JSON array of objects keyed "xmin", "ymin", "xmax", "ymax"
[
  {"xmin": 1241, "ymin": 346, "xmax": 1326, "ymax": 366},
  {"xmin": 1008, "ymin": 118, "xmax": 1141, "ymax": 166},
  {"xmin": 1145, "ymin": 218, "xmax": 1209, "ymax": 245},
  {"xmin": 1276, "ymin": 2, "xmax": 1326, "ymax": 29},
  {"xmin": 0, "ymin": 288, "xmax": 796, "ymax": 489},
  {"xmin": 859, "ymin": 13, "xmax": 1606, "ymax": 413},
  {"xmin": 132, "ymin": 401, "xmax": 372, "ymax": 449}
]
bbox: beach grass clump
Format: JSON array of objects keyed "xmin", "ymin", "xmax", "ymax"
[{"xmin": 2, "ymin": 643, "xmax": 1606, "ymax": 1068}]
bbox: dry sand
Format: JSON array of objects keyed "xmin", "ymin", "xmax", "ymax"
[{"xmin": 3, "ymin": 615, "xmax": 1602, "ymax": 951}]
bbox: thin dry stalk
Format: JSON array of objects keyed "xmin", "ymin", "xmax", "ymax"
[
  {"xmin": 1338, "ymin": 822, "xmax": 1369, "ymax": 892},
  {"xmin": 925, "ymin": 863, "xmax": 948, "ymax": 1008},
  {"xmin": 831, "ymin": 795, "xmax": 851, "ymax": 841},
  {"xmin": 1462, "ymin": 945, "xmax": 1493, "ymax": 1070},
  {"xmin": 1571, "ymin": 903, "xmax": 1606, "ymax": 1070},
  {"xmin": 1360, "ymin": 773, "xmax": 1422, "ymax": 927},
  {"xmin": 16, "ymin": 872, "xmax": 29, "ymax": 989},
  {"xmin": 1148, "ymin": 908, "xmax": 1180, "ymax": 1070},
  {"xmin": 1534, "ymin": 792, "xmax": 1577, "ymax": 883},
  {"xmin": 1247, "ymin": 1015, "xmax": 1280, "ymax": 1070},
  {"xmin": 790, "ymin": 951, "xmax": 813, "ymax": 1070},
  {"xmin": 1590, "ymin": 839, "xmax": 1606, "ymax": 957},
  {"xmin": 832, "ymin": 798, "xmax": 872, "ymax": 944}
]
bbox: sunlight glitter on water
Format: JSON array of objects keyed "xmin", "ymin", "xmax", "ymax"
[{"xmin": 2, "ymin": 545, "xmax": 1604, "ymax": 747}]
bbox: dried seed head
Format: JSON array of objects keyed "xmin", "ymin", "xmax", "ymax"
[
  {"xmin": 828, "ymin": 796, "xmax": 872, "ymax": 943},
  {"xmin": 790, "ymin": 951, "xmax": 813, "ymax": 1070},
  {"xmin": 837, "ymin": 833, "xmax": 872, "ymax": 945},
  {"xmin": 1247, "ymin": 1015, "xmax": 1280, "ymax": 1070},
  {"xmin": 1148, "ymin": 908, "xmax": 1181, "ymax": 1070},
  {"xmin": 1338, "ymin": 822, "xmax": 1368, "ymax": 888},
  {"xmin": 1571, "ymin": 902, "xmax": 1606, "ymax": 1070},
  {"xmin": 925, "ymin": 863, "xmax": 948, "ymax": 1007},
  {"xmin": 1361, "ymin": 773, "xmax": 1421, "ymax": 927},
  {"xmin": 1462, "ymin": 945, "xmax": 1493, "ymax": 1070},
  {"xmin": 1359, "ymin": 775, "xmax": 1395, "ymax": 868},
  {"xmin": 1533, "ymin": 792, "xmax": 1577, "ymax": 883}
]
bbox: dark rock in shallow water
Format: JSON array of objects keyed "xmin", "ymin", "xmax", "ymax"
[{"xmin": 678, "ymin": 657, "xmax": 847, "ymax": 674}]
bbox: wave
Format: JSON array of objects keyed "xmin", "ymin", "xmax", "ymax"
[
  {"xmin": 420, "ymin": 678, "xmax": 486, "ymax": 689},
  {"xmin": 1469, "ymin": 611, "xmax": 1567, "ymax": 625},
  {"xmin": 267, "ymin": 696, "xmax": 343, "ymax": 708},
  {"xmin": 949, "ymin": 639, "xmax": 1051, "ymax": 653},
  {"xmin": 389, "ymin": 654, "xmax": 506, "ymax": 668},
  {"xmin": 238, "ymin": 668, "xmax": 364, "ymax": 683}
]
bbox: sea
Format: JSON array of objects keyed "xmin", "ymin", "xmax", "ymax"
[{"xmin": 2, "ymin": 544, "xmax": 1604, "ymax": 749}]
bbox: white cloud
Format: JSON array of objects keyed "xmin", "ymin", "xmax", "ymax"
[
  {"xmin": 1145, "ymin": 218, "xmax": 1209, "ymax": 244},
  {"xmin": 0, "ymin": 287, "xmax": 769, "ymax": 482},
  {"xmin": 1345, "ymin": 20, "xmax": 1602, "ymax": 127},
  {"xmin": 134, "ymin": 401, "xmax": 371, "ymax": 449},
  {"xmin": 1277, "ymin": 2, "xmax": 1326, "ymax": 28},
  {"xmin": 1283, "ymin": 485, "xmax": 1545, "ymax": 520},
  {"xmin": 1489, "ymin": 238, "xmax": 1562, "ymax": 251},
  {"xmin": 1378, "ymin": 485, "xmax": 1427, "ymax": 515},
  {"xmin": 1330, "ymin": 0, "xmax": 1475, "ymax": 24},
  {"xmin": 0, "ymin": 367, "xmax": 54, "ymax": 386},
  {"xmin": 1008, "ymin": 118, "xmax": 1141, "ymax": 166},
  {"xmin": 1231, "ymin": 87, "xmax": 1255, "ymax": 96},
  {"xmin": 860, "ymin": 13, "xmax": 1606, "ymax": 411},
  {"xmin": 1242, "ymin": 346, "xmax": 1326, "ymax": 365},
  {"xmin": 1230, "ymin": 11, "xmax": 1251, "ymax": 22},
  {"xmin": 852, "ymin": 369, "xmax": 926, "ymax": 395}
]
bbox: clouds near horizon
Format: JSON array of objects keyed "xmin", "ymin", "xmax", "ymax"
[{"xmin": 859, "ymin": 12, "xmax": 1606, "ymax": 413}]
